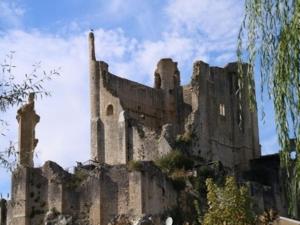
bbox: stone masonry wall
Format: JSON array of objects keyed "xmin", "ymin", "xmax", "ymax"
[
  {"xmin": 182, "ymin": 61, "xmax": 261, "ymax": 170},
  {"xmin": 0, "ymin": 199, "xmax": 7, "ymax": 225},
  {"xmin": 7, "ymin": 161, "xmax": 178, "ymax": 225}
]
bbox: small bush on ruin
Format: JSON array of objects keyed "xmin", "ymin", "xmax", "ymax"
[
  {"xmin": 66, "ymin": 169, "xmax": 88, "ymax": 189},
  {"xmin": 154, "ymin": 150, "xmax": 193, "ymax": 174},
  {"xmin": 174, "ymin": 130, "xmax": 194, "ymax": 152},
  {"xmin": 128, "ymin": 160, "xmax": 143, "ymax": 172}
]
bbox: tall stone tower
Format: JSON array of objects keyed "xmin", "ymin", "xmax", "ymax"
[{"xmin": 89, "ymin": 32, "xmax": 104, "ymax": 163}]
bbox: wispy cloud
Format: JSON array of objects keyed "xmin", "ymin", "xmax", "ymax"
[
  {"xmin": 165, "ymin": 0, "xmax": 242, "ymax": 38},
  {"xmin": 0, "ymin": 0, "xmax": 25, "ymax": 30},
  {"xmin": 165, "ymin": 0, "xmax": 243, "ymax": 65}
]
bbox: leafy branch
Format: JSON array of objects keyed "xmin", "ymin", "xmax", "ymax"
[
  {"xmin": 0, "ymin": 51, "xmax": 60, "ymax": 169},
  {"xmin": 238, "ymin": 0, "xmax": 300, "ymax": 218}
]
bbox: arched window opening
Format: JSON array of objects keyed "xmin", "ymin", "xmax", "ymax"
[{"xmin": 106, "ymin": 104, "xmax": 114, "ymax": 116}]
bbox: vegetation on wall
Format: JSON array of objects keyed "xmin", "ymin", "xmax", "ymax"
[
  {"xmin": 127, "ymin": 160, "xmax": 143, "ymax": 172},
  {"xmin": 238, "ymin": 0, "xmax": 300, "ymax": 218},
  {"xmin": 155, "ymin": 144, "xmax": 230, "ymax": 224},
  {"xmin": 154, "ymin": 149, "xmax": 193, "ymax": 175},
  {"xmin": 154, "ymin": 149, "xmax": 193, "ymax": 191},
  {"xmin": 190, "ymin": 162, "xmax": 227, "ymax": 224},
  {"xmin": 174, "ymin": 131, "xmax": 193, "ymax": 151},
  {"xmin": 66, "ymin": 169, "xmax": 88, "ymax": 189}
]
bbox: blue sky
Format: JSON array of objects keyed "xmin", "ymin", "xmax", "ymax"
[{"xmin": 0, "ymin": 0, "xmax": 279, "ymax": 196}]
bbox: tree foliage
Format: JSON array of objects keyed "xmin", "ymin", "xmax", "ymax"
[
  {"xmin": 203, "ymin": 177, "xmax": 255, "ymax": 225},
  {"xmin": 238, "ymin": 0, "xmax": 300, "ymax": 218},
  {"xmin": 0, "ymin": 52, "xmax": 59, "ymax": 170}
]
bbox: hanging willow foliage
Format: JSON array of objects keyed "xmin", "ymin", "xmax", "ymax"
[{"xmin": 237, "ymin": 0, "xmax": 300, "ymax": 218}]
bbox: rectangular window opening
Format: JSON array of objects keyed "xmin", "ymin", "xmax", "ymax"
[{"xmin": 219, "ymin": 104, "xmax": 225, "ymax": 116}]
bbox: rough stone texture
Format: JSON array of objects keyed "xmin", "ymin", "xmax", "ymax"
[
  {"xmin": 16, "ymin": 93, "xmax": 40, "ymax": 167},
  {"xmin": 6, "ymin": 161, "xmax": 177, "ymax": 225},
  {"xmin": 243, "ymin": 154, "xmax": 289, "ymax": 216},
  {"xmin": 0, "ymin": 199, "xmax": 7, "ymax": 225},
  {"xmin": 183, "ymin": 61, "xmax": 261, "ymax": 171}
]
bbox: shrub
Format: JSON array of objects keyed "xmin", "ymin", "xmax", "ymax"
[
  {"xmin": 128, "ymin": 160, "xmax": 143, "ymax": 171},
  {"xmin": 203, "ymin": 177, "xmax": 255, "ymax": 225},
  {"xmin": 169, "ymin": 169, "xmax": 187, "ymax": 191},
  {"xmin": 154, "ymin": 150, "xmax": 193, "ymax": 174},
  {"xmin": 175, "ymin": 131, "xmax": 193, "ymax": 150},
  {"xmin": 66, "ymin": 169, "xmax": 88, "ymax": 189}
]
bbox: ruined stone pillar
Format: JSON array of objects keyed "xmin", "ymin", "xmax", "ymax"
[
  {"xmin": 89, "ymin": 32, "xmax": 103, "ymax": 162},
  {"xmin": 16, "ymin": 93, "xmax": 40, "ymax": 167}
]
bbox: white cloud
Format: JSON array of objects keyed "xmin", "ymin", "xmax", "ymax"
[
  {"xmin": 165, "ymin": 0, "xmax": 244, "ymax": 66},
  {"xmin": 94, "ymin": 28, "xmax": 137, "ymax": 61},
  {"xmin": 165, "ymin": 0, "xmax": 242, "ymax": 38},
  {"xmin": 0, "ymin": 0, "xmax": 25, "ymax": 29}
]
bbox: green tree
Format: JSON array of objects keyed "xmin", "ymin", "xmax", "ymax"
[
  {"xmin": 203, "ymin": 177, "xmax": 255, "ymax": 225},
  {"xmin": 0, "ymin": 52, "xmax": 59, "ymax": 169},
  {"xmin": 238, "ymin": 0, "xmax": 300, "ymax": 218}
]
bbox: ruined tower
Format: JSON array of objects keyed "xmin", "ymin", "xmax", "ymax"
[
  {"xmin": 89, "ymin": 31, "xmax": 104, "ymax": 162},
  {"xmin": 88, "ymin": 31, "xmax": 260, "ymax": 169}
]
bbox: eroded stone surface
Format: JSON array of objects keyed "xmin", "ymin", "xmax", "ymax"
[{"xmin": 16, "ymin": 93, "xmax": 40, "ymax": 167}]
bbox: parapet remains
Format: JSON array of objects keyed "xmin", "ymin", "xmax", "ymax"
[{"xmin": 5, "ymin": 32, "xmax": 287, "ymax": 225}]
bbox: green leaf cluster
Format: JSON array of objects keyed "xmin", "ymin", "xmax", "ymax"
[
  {"xmin": 203, "ymin": 177, "xmax": 255, "ymax": 225},
  {"xmin": 238, "ymin": 0, "xmax": 300, "ymax": 218},
  {"xmin": 154, "ymin": 149, "xmax": 193, "ymax": 174},
  {"xmin": 0, "ymin": 52, "xmax": 59, "ymax": 169}
]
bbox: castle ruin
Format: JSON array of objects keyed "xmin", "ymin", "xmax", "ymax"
[
  {"xmin": 88, "ymin": 31, "xmax": 260, "ymax": 169},
  {"xmin": 2, "ymin": 32, "xmax": 288, "ymax": 225}
]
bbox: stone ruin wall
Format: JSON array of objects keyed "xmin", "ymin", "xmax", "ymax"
[
  {"xmin": 88, "ymin": 28, "xmax": 261, "ymax": 170},
  {"xmin": 94, "ymin": 58, "xmax": 184, "ymax": 165},
  {"xmin": 93, "ymin": 56, "xmax": 261, "ymax": 170},
  {"xmin": 181, "ymin": 61, "xmax": 261, "ymax": 170},
  {"xmin": 6, "ymin": 161, "xmax": 177, "ymax": 225}
]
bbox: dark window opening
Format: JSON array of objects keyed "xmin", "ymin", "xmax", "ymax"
[
  {"xmin": 106, "ymin": 104, "xmax": 114, "ymax": 116},
  {"xmin": 154, "ymin": 72, "xmax": 161, "ymax": 89}
]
